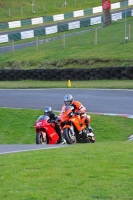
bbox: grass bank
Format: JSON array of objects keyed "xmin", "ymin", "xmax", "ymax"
[
  {"xmin": 0, "ymin": 107, "xmax": 133, "ymax": 144},
  {"xmin": 0, "ymin": 18, "xmax": 133, "ymax": 69}
]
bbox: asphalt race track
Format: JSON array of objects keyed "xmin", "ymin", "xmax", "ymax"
[
  {"xmin": 0, "ymin": 88, "xmax": 133, "ymax": 154},
  {"xmin": 0, "ymin": 88, "xmax": 133, "ymax": 115},
  {"xmin": 0, "ymin": 144, "xmax": 66, "ymax": 155}
]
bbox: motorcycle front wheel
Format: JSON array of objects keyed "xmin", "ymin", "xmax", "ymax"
[
  {"xmin": 36, "ymin": 132, "xmax": 48, "ymax": 144},
  {"xmin": 63, "ymin": 128, "xmax": 76, "ymax": 144}
]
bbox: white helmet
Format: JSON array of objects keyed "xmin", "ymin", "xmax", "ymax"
[{"xmin": 64, "ymin": 94, "xmax": 74, "ymax": 106}]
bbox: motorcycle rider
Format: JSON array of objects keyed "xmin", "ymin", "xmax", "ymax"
[
  {"xmin": 63, "ymin": 94, "xmax": 93, "ymax": 133},
  {"xmin": 44, "ymin": 106, "xmax": 66, "ymax": 144}
]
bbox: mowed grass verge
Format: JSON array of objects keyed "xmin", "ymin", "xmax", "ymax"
[
  {"xmin": 0, "ymin": 108, "xmax": 133, "ymax": 199},
  {"xmin": 0, "ymin": 80, "xmax": 133, "ymax": 89},
  {"xmin": 0, "ymin": 142, "xmax": 133, "ymax": 200}
]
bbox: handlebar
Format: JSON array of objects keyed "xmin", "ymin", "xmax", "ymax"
[{"xmin": 69, "ymin": 112, "xmax": 80, "ymax": 117}]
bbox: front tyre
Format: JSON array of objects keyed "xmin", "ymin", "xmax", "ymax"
[
  {"xmin": 63, "ymin": 128, "xmax": 76, "ymax": 144},
  {"xmin": 36, "ymin": 132, "xmax": 48, "ymax": 144}
]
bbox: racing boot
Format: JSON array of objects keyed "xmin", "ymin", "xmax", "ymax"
[
  {"xmin": 57, "ymin": 129, "xmax": 66, "ymax": 144},
  {"xmin": 58, "ymin": 136, "xmax": 66, "ymax": 144},
  {"xmin": 60, "ymin": 137, "xmax": 66, "ymax": 145}
]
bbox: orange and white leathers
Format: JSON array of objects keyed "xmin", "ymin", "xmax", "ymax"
[{"xmin": 62, "ymin": 100, "xmax": 91, "ymax": 125}]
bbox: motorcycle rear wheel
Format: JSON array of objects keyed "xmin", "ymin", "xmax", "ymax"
[
  {"xmin": 36, "ymin": 132, "xmax": 48, "ymax": 144},
  {"xmin": 63, "ymin": 128, "xmax": 76, "ymax": 144},
  {"xmin": 77, "ymin": 130, "xmax": 96, "ymax": 143},
  {"xmin": 77, "ymin": 136, "xmax": 91, "ymax": 143}
]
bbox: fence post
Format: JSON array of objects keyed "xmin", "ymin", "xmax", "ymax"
[
  {"xmin": 8, "ymin": 8, "xmax": 10, "ymax": 17},
  {"xmin": 31, "ymin": 1, "xmax": 34, "ymax": 13},
  {"xmin": 63, "ymin": 32, "xmax": 65, "ymax": 49},
  {"xmin": 95, "ymin": 28, "xmax": 97, "ymax": 45},
  {"xmin": 128, "ymin": 24, "xmax": 130, "ymax": 41},
  {"xmin": 12, "ymin": 39, "xmax": 14, "ymax": 53},
  {"xmin": 36, "ymin": 36, "xmax": 39, "ymax": 51},
  {"xmin": 44, "ymin": 4, "xmax": 45, "ymax": 12},
  {"xmin": 21, "ymin": 6, "xmax": 23, "ymax": 14}
]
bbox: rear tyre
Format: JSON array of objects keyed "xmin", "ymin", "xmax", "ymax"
[
  {"xmin": 77, "ymin": 130, "xmax": 96, "ymax": 143},
  {"xmin": 63, "ymin": 128, "xmax": 76, "ymax": 144},
  {"xmin": 76, "ymin": 135, "xmax": 91, "ymax": 143}
]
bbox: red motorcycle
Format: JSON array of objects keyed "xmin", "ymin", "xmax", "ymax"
[{"xmin": 34, "ymin": 115, "xmax": 59, "ymax": 144}]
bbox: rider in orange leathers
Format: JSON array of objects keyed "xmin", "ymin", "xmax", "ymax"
[{"xmin": 62, "ymin": 94, "xmax": 93, "ymax": 133}]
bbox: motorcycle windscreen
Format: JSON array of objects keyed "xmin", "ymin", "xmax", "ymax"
[
  {"xmin": 37, "ymin": 115, "xmax": 50, "ymax": 121},
  {"xmin": 61, "ymin": 105, "xmax": 74, "ymax": 113}
]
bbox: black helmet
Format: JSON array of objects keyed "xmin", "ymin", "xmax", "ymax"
[
  {"xmin": 64, "ymin": 94, "xmax": 74, "ymax": 106},
  {"xmin": 44, "ymin": 107, "xmax": 53, "ymax": 116}
]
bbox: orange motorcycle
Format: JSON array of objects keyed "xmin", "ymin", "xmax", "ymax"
[{"xmin": 58, "ymin": 105, "xmax": 95, "ymax": 144}]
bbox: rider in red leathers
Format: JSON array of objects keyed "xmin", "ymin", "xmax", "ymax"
[{"xmin": 62, "ymin": 94, "xmax": 93, "ymax": 133}]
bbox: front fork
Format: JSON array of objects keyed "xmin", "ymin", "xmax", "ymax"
[{"xmin": 69, "ymin": 126, "xmax": 75, "ymax": 136}]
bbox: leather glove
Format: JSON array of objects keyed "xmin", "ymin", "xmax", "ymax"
[
  {"xmin": 69, "ymin": 112, "xmax": 74, "ymax": 117},
  {"xmin": 48, "ymin": 119, "xmax": 55, "ymax": 123}
]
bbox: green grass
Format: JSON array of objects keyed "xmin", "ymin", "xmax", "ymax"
[
  {"xmin": 0, "ymin": 0, "xmax": 122, "ymax": 22},
  {"xmin": 0, "ymin": 1, "xmax": 133, "ymax": 199},
  {"xmin": 0, "ymin": 142, "xmax": 133, "ymax": 200},
  {"xmin": 0, "ymin": 80, "xmax": 133, "ymax": 89},
  {"xmin": 0, "ymin": 107, "xmax": 133, "ymax": 199}
]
